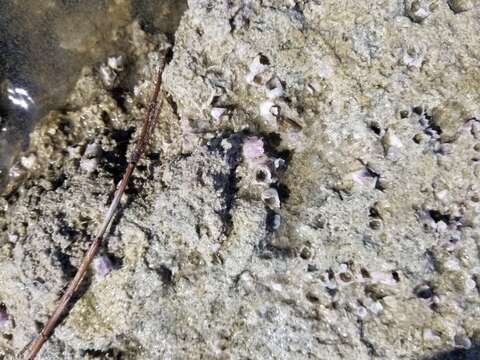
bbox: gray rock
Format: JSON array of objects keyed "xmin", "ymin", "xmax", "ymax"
[{"xmin": 1, "ymin": 1, "xmax": 480, "ymax": 359}]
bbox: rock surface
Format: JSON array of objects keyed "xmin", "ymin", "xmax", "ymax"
[{"xmin": 1, "ymin": 0, "xmax": 480, "ymax": 359}]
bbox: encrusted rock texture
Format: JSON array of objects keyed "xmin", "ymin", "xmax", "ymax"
[{"xmin": 1, "ymin": 0, "xmax": 480, "ymax": 359}]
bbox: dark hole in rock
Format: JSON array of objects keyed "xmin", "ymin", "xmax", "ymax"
[
  {"xmin": 361, "ymin": 268, "xmax": 371, "ymax": 279},
  {"xmin": 307, "ymin": 264, "xmax": 318, "ymax": 272},
  {"xmin": 275, "ymin": 183, "xmax": 290, "ymax": 201},
  {"xmin": 368, "ymin": 122, "xmax": 381, "ymax": 135},
  {"xmin": 392, "ymin": 271, "xmax": 400, "ymax": 282},
  {"xmin": 306, "ymin": 292, "xmax": 320, "ymax": 303},
  {"xmin": 258, "ymin": 53, "xmax": 270, "ymax": 65},
  {"xmin": 428, "ymin": 210, "xmax": 450, "ymax": 223},
  {"xmin": 157, "ymin": 264, "xmax": 173, "ymax": 285},
  {"xmin": 326, "ymin": 287, "xmax": 337, "ymax": 297},
  {"xmin": 413, "ymin": 106, "xmax": 423, "ymax": 115},
  {"xmin": 414, "ymin": 284, "xmax": 434, "ymax": 299},
  {"xmin": 110, "ymin": 86, "xmax": 129, "ymax": 113},
  {"xmin": 255, "ymin": 169, "xmax": 267, "ymax": 182},
  {"xmin": 339, "ymin": 272, "xmax": 353, "ymax": 282},
  {"xmin": 300, "ymin": 247, "xmax": 312, "ymax": 259},
  {"xmin": 369, "ymin": 207, "xmax": 381, "ymax": 218}
]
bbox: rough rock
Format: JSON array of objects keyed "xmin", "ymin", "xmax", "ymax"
[{"xmin": 1, "ymin": 1, "xmax": 480, "ymax": 359}]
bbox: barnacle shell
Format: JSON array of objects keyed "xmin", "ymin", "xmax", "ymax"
[{"xmin": 262, "ymin": 188, "xmax": 280, "ymax": 209}]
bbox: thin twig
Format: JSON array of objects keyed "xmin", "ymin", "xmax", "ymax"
[{"xmin": 23, "ymin": 61, "xmax": 166, "ymax": 360}]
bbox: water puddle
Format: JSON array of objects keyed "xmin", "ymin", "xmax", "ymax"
[{"xmin": 0, "ymin": 0, "xmax": 187, "ymax": 190}]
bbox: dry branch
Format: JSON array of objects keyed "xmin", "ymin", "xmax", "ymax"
[{"xmin": 23, "ymin": 60, "xmax": 166, "ymax": 360}]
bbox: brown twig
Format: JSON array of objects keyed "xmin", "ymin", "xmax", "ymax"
[{"xmin": 23, "ymin": 61, "xmax": 166, "ymax": 360}]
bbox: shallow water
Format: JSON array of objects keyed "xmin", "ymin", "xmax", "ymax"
[{"xmin": 0, "ymin": 0, "xmax": 187, "ymax": 190}]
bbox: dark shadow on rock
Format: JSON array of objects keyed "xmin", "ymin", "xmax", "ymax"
[{"xmin": 424, "ymin": 344, "xmax": 480, "ymax": 360}]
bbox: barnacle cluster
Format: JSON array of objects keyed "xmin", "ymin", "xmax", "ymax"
[
  {"xmin": 242, "ymin": 136, "xmax": 286, "ymax": 229},
  {"xmin": 245, "ymin": 55, "xmax": 284, "ymax": 125}
]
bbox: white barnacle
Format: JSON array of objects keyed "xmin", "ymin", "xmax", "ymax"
[
  {"xmin": 260, "ymin": 100, "xmax": 279, "ymax": 122},
  {"xmin": 80, "ymin": 158, "xmax": 98, "ymax": 174},
  {"xmin": 20, "ymin": 154, "xmax": 36, "ymax": 170},
  {"xmin": 355, "ymin": 305, "xmax": 368, "ymax": 319},
  {"xmin": 365, "ymin": 298, "xmax": 384, "ymax": 314},
  {"xmin": 349, "ymin": 167, "xmax": 376, "ymax": 187},
  {"xmin": 273, "ymin": 158, "xmax": 285, "ymax": 170},
  {"xmin": 262, "ymin": 188, "xmax": 281, "ymax": 209},
  {"xmin": 84, "ymin": 142, "xmax": 101, "ymax": 159},
  {"xmin": 382, "ymin": 129, "xmax": 403, "ymax": 156},
  {"xmin": 407, "ymin": 0, "xmax": 432, "ymax": 23},
  {"xmin": 210, "ymin": 107, "xmax": 227, "ymax": 121},
  {"xmin": 245, "ymin": 55, "xmax": 269, "ymax": 85},
  {"xmin": 272, "ymin": 214, "xmax": 281, "ymax": 230},
  {"xmin": 107, "ymin": 55, "xmax": 124, "ymax": 71},
  {"xmin": 94, "ymin": 255, "xmax": 113, "ymax": 279},
  {"xmin": 99, "ymin": 64, "xmax": 116, "ymax": 88},
  {"xmin": 254, "ymin": 164, "xmax": 274, "ymax": 184},
  {"xmin": 401, "ymin": 47, "xmax": 424, "ymax": 68},
  {"xmin": 243, "ymin": 137, "xmax": 265, "ymax": 161},
  {"xmin": 265, "ymin": 77, "xmax": 284, "ymax": 99}
]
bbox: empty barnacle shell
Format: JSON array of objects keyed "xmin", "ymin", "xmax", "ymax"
[
  {"xmin": 99, "ymin": 64, "xmax": 117, "ymax": 88},
  {"xmin": 243, "ymin": 136, "xmax": 265, "ymax": 160},
  {"xmin": 84, "ymin": 142, "xmax": 101, "ymax": 159},
  {"xmin": 260, "ymin": 100, "xmax": 279, "ymax": 122},
  {"xmin": 20, "ymin": 154, "xmax": 37, "ymax": 170},
  {"xmin": 350, "ymin": 167, "xmax": 377, "ymax": 187},
  {"xmin": 406, "ymin": 0, "xmax": 432, "ymax": 23},
  {"xmin": 272, "ymin": 214, "xmax": 281, "ymax": 230},
  {"xmin": 401, "ymin": 47, "xmax": 424, "ymax": 68},
  {"xmin": 382, "ymin": 129, "xmax": 403, "ymax": 156},
  {"xmin": 262, "ymin": 188, "xmax": 281, "ymax": 209},
  {"xmin": 273, "ymin": 158, "xmax": 285, "ymax": 170},
  {"xmin": 107, "ymin": 55, "xmax": 124, "ymax": 71},
  {"xmin": 94, "ymin": 255, "xmax": 113, "ymax": 279},
  {"xmin": 210, "ymin": 107, "xmax": 227, "ymax": 121},
  {"xmin": 245, "ymin": 54, "xmax": 269, "ymax": 84},
  {"xmin": 254, "ymin": 164, "xmax": 274, "ymax": 184},
  {"xmin": 265, "ymin": 76, "xmax": 284, "ymax": 99}
]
